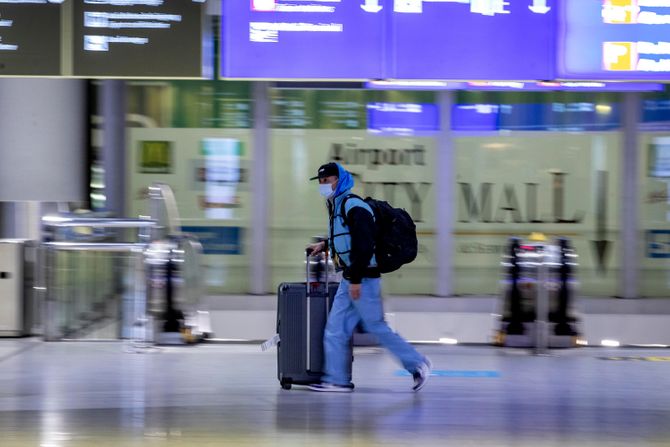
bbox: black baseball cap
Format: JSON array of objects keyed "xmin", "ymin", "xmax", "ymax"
[{"xmin": 310, "ymin": 162, "xmax": 339, "ymax": 180}]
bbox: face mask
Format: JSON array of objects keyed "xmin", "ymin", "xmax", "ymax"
[{"xmin": 319, "ymin": 183, "xmax": 335, "ymax": 198}]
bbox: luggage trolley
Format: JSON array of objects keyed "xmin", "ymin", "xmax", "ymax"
[
  {"xmin": 495, "ymin": 234, "xmax": 582, "ymax": 350},
  {"xmin": 141, "ymin": 234, "xmax": 208, "ymax": 347}
]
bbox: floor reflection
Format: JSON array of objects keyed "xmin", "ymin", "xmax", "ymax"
[{"xmin": 0, "ymin": 341, "xmax": 668, "ymax": 446}]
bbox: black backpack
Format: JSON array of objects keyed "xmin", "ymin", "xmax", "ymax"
[{"xmin": 341, "ymin": 195, "xmax": 418, "ymax": 273}]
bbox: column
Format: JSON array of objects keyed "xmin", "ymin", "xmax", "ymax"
[
  {"xmin": 620, "ymin": 92, "xmax": 640, "ymax": 299},
  {"xmin": 251, "ymin": 82, "xmax": 270, "ymax": 294},
  {"xmin": 0, "ymin": 78, "xmax": 87, "ymax": 238},
  {"xmin": 0, "ymin": 78, "xmax": 87, "ymax": 202},
  {"xmin": 435, "ymin": 91, "xmax": 456, "ymax": 297},
  {"xmin": 101, "ymin": 80, "xmax": 127, "ymax": 217}
]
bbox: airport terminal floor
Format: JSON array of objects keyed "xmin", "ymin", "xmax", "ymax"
[{"xmin": 1, "ymin": 340, "xmax": 669, "ymax": 447}]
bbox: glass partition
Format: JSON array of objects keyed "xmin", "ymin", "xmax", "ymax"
[
  {"xmin": 639, "ymin": 89, "xmax": 670, "ymax": 297},
  {"xmin": 453, "ymin": 92, "xmax": 622, "ymax": 296},
  {"xmin": 125, "ymin": 81, "xmax": 253, "ymax": 293},
  {"xmin": 120, "ymin": 83, "xmax": 670, "ymax": 299},
  {"xmin": 269, "ymin": 88, "xmax": 438, "ymax": 294}
]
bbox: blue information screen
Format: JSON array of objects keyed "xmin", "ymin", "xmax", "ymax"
[
  {"xmin": 367, "ymin": 102, "xmax": 440, "ymax": 132},
  {"xmin": 366, "ymin": 80, "xmax": 664, "ymax": 91},
  {"xmin": 452, "ymin": 102, "xmax": 620, "ymax": 132},
  {"xmin": 390, "ymin": 0, "xmax": 556, "ymax": 80},
  {"xmin": 182, "ymin": 226, "xmax": 243, "ymax": 255},
  {"xmin": 221, "ymin": 0, "xmax": 385, "ymax": 79},
  {"xmin": 221, "ymin": 0, "xmax": 556, "ymax": 80},
  {"xmin": 559, "ymin": 0, "xmax": 670, "ymax": 80}
]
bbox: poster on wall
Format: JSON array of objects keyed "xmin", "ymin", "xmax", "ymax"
[
  {"xmin": 138, "ymin": 141, "xmax": 173, "ymax": 174},
  {"xmin": 199, "ymin": 138, "xmax": 245, "ymax": 220},
  {"xmin": 127, "ymin": 128, "xmax": 251, "ymax": 223},
  {"xmin": 648, "ymin": 137, "xmax": 670, "ymax": 177}
]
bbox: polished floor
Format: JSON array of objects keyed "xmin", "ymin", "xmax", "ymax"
[{"xmin": 0, "ymin": 340, "xmax": 669, "ymax": 446}]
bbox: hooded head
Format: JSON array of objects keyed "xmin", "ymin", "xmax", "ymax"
[{"xmin": 311, "ymin": 162, "xmax": 354, "ymax": 199}]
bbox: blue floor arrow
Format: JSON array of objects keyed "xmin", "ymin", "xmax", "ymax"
[{"xmin": 395, "ymin": 370, "xmax": 501, "ymax": 378}]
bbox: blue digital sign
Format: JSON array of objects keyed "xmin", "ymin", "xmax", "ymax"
[
  {"xmin": 390, "ymin": 0, "xmax": 556, "ymax": 80},
  {"xmin": 221, "ymin": 0, "xmax": 556, "ymax": 80},
  {"xmin": 560, "ymin": 0, "xmax": 670, "ymax": 80},
  {"xmin": 644, "ymin": 100, "xmax": 670, "ymax": 127},
  {"xmin": 452, "ymin": 102, "xmax": 620, "ymax": 131},
  {"xmin": 366, "ymin": 80, "xmax": 664, "ymax": 91},
  {"xmin": 221, "ymin": 0, "xmax": 385, "ymax": 79},
  {"xmin": 367, "ymin": 102, "xmax": 440, "ymax": 133},
  {"xmin": 647, "ymin": 230, "xmax": 670, "ymax": 259},
  {"xmin": 181, "ymin": 226, "xmax": 243, "ymax": 255},
  {"xmin": 452, "ymin": 104, "xmax": 500, "ymax": 131}
]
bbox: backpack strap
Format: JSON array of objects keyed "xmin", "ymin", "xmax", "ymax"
[{"xmin": 339, "ymin": 194, "xmax": 361, "ymax": 226}]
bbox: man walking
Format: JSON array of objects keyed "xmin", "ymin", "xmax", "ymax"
[{"xmin": 307, "ymin": 162, "xmax": 432, "ymax": 392}]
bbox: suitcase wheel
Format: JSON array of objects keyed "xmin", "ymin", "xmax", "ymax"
[{"xmin": 280, "ymin": 380, "xmax": 292, "ymax": 390}]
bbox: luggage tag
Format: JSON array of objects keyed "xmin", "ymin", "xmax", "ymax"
[{"xmin": 261, "ymin": 333, "xmax": 280, "ymax": 352}]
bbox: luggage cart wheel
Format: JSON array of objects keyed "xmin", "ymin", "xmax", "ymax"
[{"xmin": 281, "ymin": 380, "xmax": 292, "ymax": 390}]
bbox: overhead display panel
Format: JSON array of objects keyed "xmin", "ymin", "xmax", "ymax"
[
  {"xmin": 366, "ymin": 80, "xmax": 665, "ymax": 91},
  {"xmin": 221, "ymin": 0, "xmax": 386, "ymax": 79},
  {"xmin": 390, "ymin": 0, "xmax": 556, "ymax": 80},
  {"xmin": 0, "ymin": 0, "xmax": 62, "ymax": 76},
  {"xmin": 71, "ymin": 0, "xmax": 210, "ymax": 78},
  {"xmin": 222, "ymin": 0, "xmax": 555, "ymax": 81},
  {"xmin": 560, "ymin": 0, "xmax": 670, "ymax": 80}
]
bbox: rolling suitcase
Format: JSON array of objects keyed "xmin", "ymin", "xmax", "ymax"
[{"xmin": 276, "ymin": 250, "xmax": 349, "ymax": 390}]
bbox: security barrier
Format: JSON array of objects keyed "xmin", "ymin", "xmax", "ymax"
[
  {"xmin": 36, "ymin": 184, "xmax": 208, "ymax": 345},
  {"xmin": 496, "ymin": 235, "xmax": 581, "ymax": 352}
]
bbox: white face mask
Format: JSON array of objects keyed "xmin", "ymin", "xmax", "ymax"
[{"xmin": 319, "ymin": 183, "xmax": 335, "ymax": 198}]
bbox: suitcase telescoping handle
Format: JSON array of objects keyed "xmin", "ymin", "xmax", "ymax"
[
  {"xmin": 305, "ymin": 248, "xmax": 311, "ymax": 297},
  {"xmin": 304, "ymin": 246, "xmax": 330, "ymax": 372},
  {"xmin": 305, "ymin": 246, "xmax": 329, "ymax": 297}
]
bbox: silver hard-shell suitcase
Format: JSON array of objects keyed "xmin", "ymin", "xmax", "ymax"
[{"xmin": 276, "ymin": 250, "xmax": 350, "ymax": 390}]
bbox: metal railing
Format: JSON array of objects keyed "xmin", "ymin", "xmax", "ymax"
[
  {"xmin": 39, "ymin": 239, "xmax": 150, "ymax": 341},
  {"xmin": 36, "ymin": 183, "xmax": 205, "ymax": 343}
]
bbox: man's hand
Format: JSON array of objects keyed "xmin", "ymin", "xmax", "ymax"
[
  {"xmin": 349, "ymin": 283, "xmax": 361, "ymax": 300},
  {"xmin": 306, "ymin": 241, "xmax": 325, "ymax": 256}
]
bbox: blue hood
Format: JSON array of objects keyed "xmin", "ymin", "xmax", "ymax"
[{"xmin": 333, "ymin": 163, "xmax": 354, "ymax": 198}]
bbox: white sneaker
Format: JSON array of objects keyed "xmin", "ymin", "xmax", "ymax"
[
  {"xmin": 308, "ymin": 382, "xmax": 354, "ymax": 393},
  {"xmin": 412, "ymin": 357, "xmax": 433, "ymax": 392}
]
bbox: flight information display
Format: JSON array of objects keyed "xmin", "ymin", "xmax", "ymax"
[
  {"xmin": 72, "ymin": 0, "xmax": 210, "ymax": 78},
  {"xmin": 559, "ymin": 0, "xmax": 670, "ymax": 80},
  {"xmin": 221, "ymin": 0, "xmax": 556, "ymax": 80},
  {"xmin": 367, "ymin": 102, "xmax": 440, "ymax": 133},
  {"xmin": 221, "ymin": 0, "xmax": 385, "ymax": 79},
  {"xmin": 390, "ymin": 0, "xmax": 556, "ymax": 80},
  {"xmin": 0, "ymin": 1, "xmax": 62, "ymax": 76}
]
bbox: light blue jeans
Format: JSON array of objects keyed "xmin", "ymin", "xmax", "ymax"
[{"xmin": 321, "ymin": 277, "xmax": 424, "ymax": 386}]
